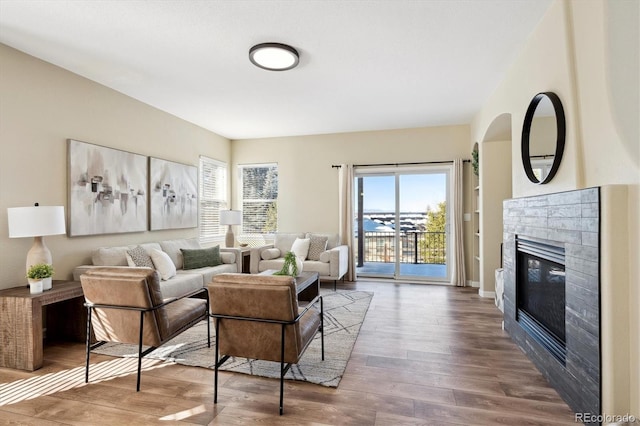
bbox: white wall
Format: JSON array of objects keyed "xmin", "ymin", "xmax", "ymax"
[
  {"xmin": 0, "ymin": 44, "xmax": 231, "ymax": 290},
  {"xmin": 471, "ymin": 0, "xmax": 639, "ymax": 415}
]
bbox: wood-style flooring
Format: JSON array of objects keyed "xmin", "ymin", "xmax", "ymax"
[{"xmin": 0, "ymin": 280, "xmax": 576, "ymax": 425}]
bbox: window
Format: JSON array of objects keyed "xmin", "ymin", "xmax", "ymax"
[
  {"xmin": 239, "ymin": 163, "xmax": 278, "ymax": 235},
  {"xmin": 199, "ymin": 156, "xmax": 227, "ymax": 244}
]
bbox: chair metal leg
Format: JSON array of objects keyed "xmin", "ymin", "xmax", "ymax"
[
  {"xmin": 213, "ymin": 319, "xmax": 231, "ymax": 405},
  {"xmin": 214, "ymin": 319, "xmax": 220, "ymax": 404},
  {"xmin": 206, "ymin": 298, "xmax": 211, "ymax": 348},
  {"xmin": 136, "ymin": 311, "xmax": 144, "ymax": 392},
  {"xmin": 320, "ymin": 297, "xmax": 325, "ymax": 360},
  {"xmin": 85, "ymin": 307, "xmax": 92, "ymax": 384},
  {"xmin": 333, "ymin": 280, "xmax": 337, "ymax": 291},
  {"xmin": 280, "ymin": 323, "xmax": 286, "ymax": 415}
]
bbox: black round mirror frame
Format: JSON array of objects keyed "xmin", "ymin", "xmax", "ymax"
[{"xmin": 521, "ymin": 91, "xmax": 566, "ymax": 184}]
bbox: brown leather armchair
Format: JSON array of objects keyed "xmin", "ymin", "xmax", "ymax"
[
  {"xmin": 208, "ymin": 273, "xmax": 324, "ymax": 415},
  {"xmin": 80, "ymin": 267, "xmax": 209, "ymax": 391}
]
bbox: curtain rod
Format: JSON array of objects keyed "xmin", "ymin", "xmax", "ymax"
[{"xmin": 331, "ymin": 159, "xmax": 470, "ymax": 169}]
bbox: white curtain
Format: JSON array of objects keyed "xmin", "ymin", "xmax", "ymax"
[
  {"xmin": 338, "ymin": 164, "xmax": 356, "ymax": 281},
  {"xmin": 451, "ymin": 158, "xmax": 467, "ymax": 287}
]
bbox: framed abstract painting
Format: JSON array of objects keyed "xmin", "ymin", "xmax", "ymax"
[
  {"xmin": 68, "ymin": 139, "xmax": 148, "ymax": 236},
  {"xmin": 150, "ymin": 157, "xmax": 198, "ymax": 230}
]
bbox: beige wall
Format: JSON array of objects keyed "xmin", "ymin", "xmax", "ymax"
[
  {"xmin": 529, "ymin": 115, "xmax": 558, "ymax": 157},
  {"xmin": 231, "ymin": 125, "xmax": 475, "ymax": 282},
  {"xmin": 0, "ymin": 44, "xmax": 231, "ymax": 290},
  {"xmin": 471, "ymin": 0, "xmax": 579, "ymax": 197},
  {"xmin": 471, "ymin": 0, "xmax": 639, "ymax": 415},
  {"xmin": 1, "ymin": 0, "xmax": 637, "ymax": 413},
  {"xmin": 630, "ymin": 186, "xmax": 640, "ymax": 414},
  {"xmin": 478, "ymin": 140, "xmax": 511, "ymax": 296}
]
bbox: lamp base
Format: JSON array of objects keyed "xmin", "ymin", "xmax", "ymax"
[
  {"xmin": 26, "ymin": 236, "xmax": 52, "ymax": 274},
  {"xmin": 225, "ymin": 226, "xmax": 235, "ymax": 248}
]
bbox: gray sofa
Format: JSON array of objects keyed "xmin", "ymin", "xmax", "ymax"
[
  {"xmin": 250, "ymin": 232, "xmax": 348, "ymax": 284},
  {"xmin": 73, "ymin": 238, "xmax": 240, "ymax": 299}
]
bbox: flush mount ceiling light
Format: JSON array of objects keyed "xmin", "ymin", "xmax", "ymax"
[{"xmin": 249, "ymin": 42, "xmax": 299, "ymax": 71}]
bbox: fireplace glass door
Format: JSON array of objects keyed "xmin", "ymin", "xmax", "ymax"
[{"xmin": 516, "ymin": 238, "xmax": 566, "ymax": 363}]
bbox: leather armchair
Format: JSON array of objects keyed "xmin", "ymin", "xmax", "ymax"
[
  {"xmin": 208, "ymin": 273, "xmax": 324, "ymax": 415},
  {"xmin": 81, "ymin": 267, "xmax": 209, "ymax": 391}
]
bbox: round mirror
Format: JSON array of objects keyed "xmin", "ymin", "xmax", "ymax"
[{"xmin": 521, "ymin": 92, "xmax": 565, "ymax": 184}]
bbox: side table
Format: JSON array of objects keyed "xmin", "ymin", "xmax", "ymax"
[
  {"xmin": 238, "ymin": 247, "xmax": 251, "ymax": 273},
  {"xmin": 0, "ymin": 280, "xmax": 85, "ymax": 371},
  {"xmin": 222, "ymin": 247, "xmax": 251, "ymax": 273}
]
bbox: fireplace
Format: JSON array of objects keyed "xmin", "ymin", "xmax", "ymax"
[
  {"xmin": 516, "ymin": 237, "xmax": 566, "ymax": 364},
  {"xmin": 503, "ymin": 188, "xmax": 600, "ymax": 420}
]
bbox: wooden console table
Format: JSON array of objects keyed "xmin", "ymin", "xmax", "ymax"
[{"xmin": 0, "ymin": 280, "xmax": 86, "ymax": 371}]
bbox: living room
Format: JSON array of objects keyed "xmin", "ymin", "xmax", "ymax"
[{"xmin": 0, "ymin": 0, "xmax": 638, "ymax": 424}]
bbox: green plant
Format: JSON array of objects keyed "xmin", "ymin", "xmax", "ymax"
[
  {"xmin": 273, "ymin": 251, "xmax": 299, "ymax": 277},
  {"xmin": 471, "ymin": 148, "xmax": 479, "ymax": 177},
  {"xmin": 26, "ymin": 263, "xmax": 54, "ymax": 280}
]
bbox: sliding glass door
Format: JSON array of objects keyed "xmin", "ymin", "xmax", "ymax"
[{"xmin": 354, "ymin": 166, "xmax": 450, "ymax": 282}]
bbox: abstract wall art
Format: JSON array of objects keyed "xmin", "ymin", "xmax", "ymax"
[
  {"xmin": 150, "ymin": 157, "xmax": 198, "ymax": 230},
  {"xmin": 68, "ymin": 139, "xmax": 148, "ymax": 236}
]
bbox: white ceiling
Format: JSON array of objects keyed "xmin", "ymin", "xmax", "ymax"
[{"xmin": 0, "ymin": 0, "xmax": 552, "ymax": 140}]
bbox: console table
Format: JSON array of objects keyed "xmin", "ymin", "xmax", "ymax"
[{"xmin": 0, "ymin": 280, "xmax": 86, "ymax": 371}]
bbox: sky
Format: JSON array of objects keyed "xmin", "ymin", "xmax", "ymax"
[{"xmin": 358, "ymin": 173, "xmax": 447, "ymax": 212}]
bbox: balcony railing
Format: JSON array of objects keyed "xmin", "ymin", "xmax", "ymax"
[{"xmin": 356, "ymin": 231, "xmax": 447, "ymax": 265}]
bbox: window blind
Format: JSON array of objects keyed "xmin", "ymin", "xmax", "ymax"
[
  {"xmin": 199, "ymin": 156, "xmax": 227, "ymax": 243},
  {"xmin": 239, "ymin": 163, "xmax": 278, "ymax": 234}
]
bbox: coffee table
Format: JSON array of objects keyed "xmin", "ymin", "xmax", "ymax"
[{"xmin": 259, "ymin": 270, "xmax": 320, "ymax": 303}]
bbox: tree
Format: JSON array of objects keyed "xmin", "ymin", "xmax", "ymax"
[
  {"xmin": 421, "ymin": 201, "xmax": 446, "ymax": 264},
  {"xmin": 426, "ymin": 201, "xmax": 446, "ymax": 233},
  {"xmin": 263, "ymin": 201, "xmax": 278, "ymax": 233}
]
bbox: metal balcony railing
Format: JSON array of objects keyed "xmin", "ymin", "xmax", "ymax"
[{"xmin": 356, "ymin": 231, "xmax": 447, "ymax": 265}]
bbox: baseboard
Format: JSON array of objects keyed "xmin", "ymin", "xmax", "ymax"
[
  {"xmin": 478, "ymin": 289, "xmax": 495, "ymax": 298},
  {"xmin": 468, "ymin": 280, "xmax": 480, "ymax": 288}
]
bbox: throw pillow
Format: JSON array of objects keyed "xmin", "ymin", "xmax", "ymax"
[
  {"xmin": 125, "ymin": 253, "xmax": 135, "ymax": 267},
  {"xmin": 319, "ymin": 251, "xmax": 331, "ymax": 263},
  {"xmin": 126, "ymin": 246, "xmax": 155, "ymax": 268},
  {"xmin": 149, "ymin": 248, "xmax": 177, "ymax": 280},
  {"xmin": 181, "ymin": 246, "xmax": 222, "ymax": 269},
  {"xmin": 307, "ymin": 235, "xmax": 328, "ymax": 261},
  {"xmin": 92, "ymin": 246, "xmax": 129, "ymax": 266},
  {"xmin": 290, "ymin": 238, "xmax": 311, "ymax": 261},
  {"xmin": 261, "ymin": 248, "xmax": 281, "ymax": 260}
]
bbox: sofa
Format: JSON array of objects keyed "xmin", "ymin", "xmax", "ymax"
[
  {"xmin": 250, "ymin": 232, "xmax": 348, "ymax": 284},
  {"xmin": 73, "ymin": 238, "xmax": 240, "ymax": 299}
]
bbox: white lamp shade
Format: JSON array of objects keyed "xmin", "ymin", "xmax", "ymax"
[
  {"xmin": 8, "ymin": 206, "xmax": 66, "ymax": 238},
  {"xmin": 220, "ymin": 209, "xmax": 242, "ymax": 226}
]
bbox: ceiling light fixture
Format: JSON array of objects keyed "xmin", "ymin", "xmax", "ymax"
[{"xmin": 249, "ymin": 43, "xmax": 299, "ymax": 71}]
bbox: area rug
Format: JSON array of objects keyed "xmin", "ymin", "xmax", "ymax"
[{"xmin": 93, "ymin": 290, "xmax": 372, "ymax": 388}]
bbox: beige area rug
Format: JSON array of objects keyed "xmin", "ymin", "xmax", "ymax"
[{"xmin": 93, "ymin": 290, "xmax": 372, "ymax": 388}]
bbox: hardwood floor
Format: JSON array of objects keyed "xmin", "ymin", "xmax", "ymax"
[{"xmin": 0, "ymin": 280, "xmax": 577, "ymax": 425}]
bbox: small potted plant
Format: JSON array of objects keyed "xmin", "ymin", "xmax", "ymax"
[
  {"xmin": 27, "ymin": 263, "xmax": 54, "ymax": 294},
  {"xmin": 274, "ymin": 251, "xmax": 303, "ymax": 277}
]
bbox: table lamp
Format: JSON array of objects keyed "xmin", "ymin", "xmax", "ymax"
[
  {"xmin": 7, "ymin": 204, "xmax": 66, "ymax": 274},
  {"xmin": 219, "ymin": 209, "xmax": 241, "ymax": 248}
]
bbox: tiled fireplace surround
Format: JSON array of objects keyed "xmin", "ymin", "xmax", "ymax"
[{"xmin": 503, "ymin": 188, "xmax": 600, "ymax": 418}]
